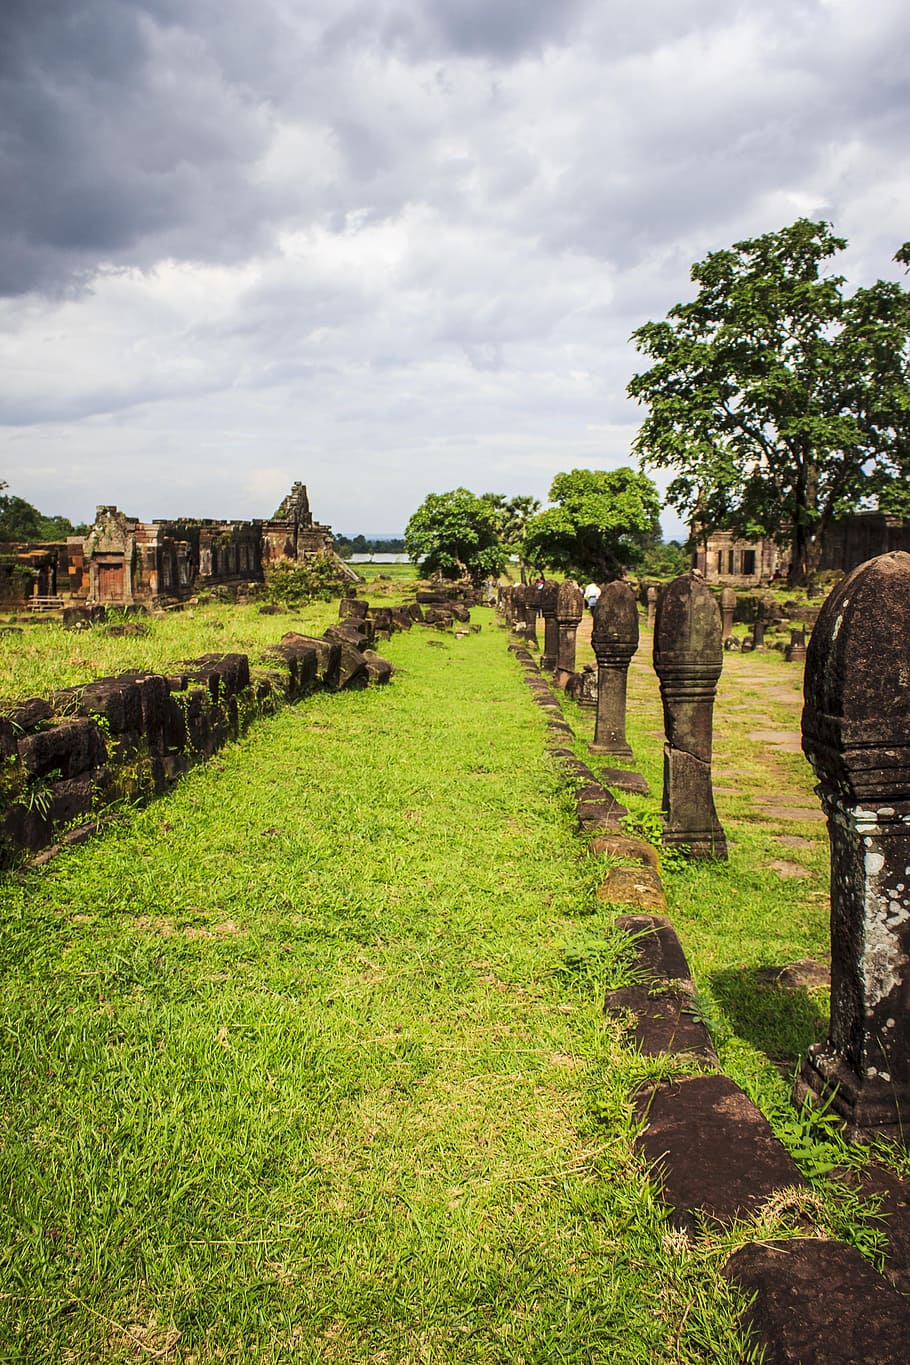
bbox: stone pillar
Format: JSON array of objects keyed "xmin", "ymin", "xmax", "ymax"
[
  {"xmin": 720, "ymin": 586, "xmax": 736, "ymax": 643},
  {"xmin": 538, "ymin": 581, "xmax": 560, "ymax": 670},
  {"xmin": 753, "ymin": 620, "xmax": 765, "ymax": 647},
  {"xmin": 589, "ymin": 580, "xmax": 639, "ymax": 758},
  {"xmin": 785, "ymin": 629, "xmax": 807, "ymax": 663},
  {"xmin": 554, "ymin": 581, "xmax": 584, "ymax": 689},
  {"xmin": 795, "ymin": 551, "xmax": 910, "ymax": 1142},
  {"xmin": 653, "ymin": 573, "xmax": 727, "ymax": 860},
  {"xmin": 647, "ymin": 585, "xmax": 658, "ymax": 628},
  {"xmin": 521, "ymin": 587, "xmax": 540, "ymax": 649}
]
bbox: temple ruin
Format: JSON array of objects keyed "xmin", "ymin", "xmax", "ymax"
[{"xmin": 0, "ymin": 482, "xmax": 358, "ymax": 608}]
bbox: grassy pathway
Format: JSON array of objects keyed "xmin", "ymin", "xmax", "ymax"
[{"xmin": 1, "ymin": 614, "xmax": 757, "ymax": 1364}]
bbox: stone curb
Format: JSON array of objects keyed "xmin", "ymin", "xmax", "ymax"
[
  {"xmin": 7, "ymin": 623, "xmax": 398, "ymax": 865},
  {"xmin": 508, "ymin": 637, "xmax": 910, "ymax": 1362}
]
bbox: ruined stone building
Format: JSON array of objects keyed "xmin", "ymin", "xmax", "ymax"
[
  {"xmin": 692, "ymin": 511, "xmax": 910, "ymax": 585},
  {"xmin": 0, "ymin": 482, "xmax": 357, "ymax": 608}
]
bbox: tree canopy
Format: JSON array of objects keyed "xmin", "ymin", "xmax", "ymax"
[
  {"xmin": 522, "ymin": 467, "xmax": 661, "ymax": 582},
  {"xmin": 0, "ymin": 483, "xmax": 85, "ymax": 542},
  {"xmin": 627, "ymin": 219, "xmax": 910, "ymax": 582},
  {"xmin": 404, "ymin": 488, "xmax": 509, "ymax": 583},
  {"xmin": 479, "ymin": 493, "xmax": 541, "ymax": 581}
]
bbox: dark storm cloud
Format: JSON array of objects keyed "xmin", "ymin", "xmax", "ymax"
[{"xmin": 0, "ymin": 0, "xmax": 284, "ymax": 295}]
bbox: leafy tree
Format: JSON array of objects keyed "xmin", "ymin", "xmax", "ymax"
[
  {"xmin": 479, "ymin": 493, "xmax": 541, "ymax": 582},
  {"xmin": 522, "ymin": 468, "xmax": 661, "ymax": 581},
  {"xmin": 0, "ymin": 482, "xmax": 85, "ymax": 541},
  {"xmin": 628, "ymin": 219, "xmax": 910, "ymax": 583},
  {"xmin": 404, "ymin": 488, "xmax": 508, "ymax": 583},
  {"xmin": 639, "ymin": 539, "xmax": 691, "ymax": 579}
]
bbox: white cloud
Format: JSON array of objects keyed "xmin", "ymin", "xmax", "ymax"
[{"xmin": 2, "ymin": 0, "xmax": 908, "ymax": 533}]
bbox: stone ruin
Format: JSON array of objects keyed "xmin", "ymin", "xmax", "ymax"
[
  {"xmin": 0, "ymin": 598, "xmax": 417, "ymax": 863},
  {"xmin": 796, "ymin": 550, "xmax": 910, "ymax": 1141},
  {"xmin": 0, "ymin": 482, "xmax": 358, "ymax": 611}
]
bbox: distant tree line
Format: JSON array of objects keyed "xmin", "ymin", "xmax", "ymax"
[
  {"xmin": 334, "ymin": 534, "xmax": 406, "ymax": 556},
  {"xmin": 0, "ymin": 482, "xmax": 87, "ymax": 542}
]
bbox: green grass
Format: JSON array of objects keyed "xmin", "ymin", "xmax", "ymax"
[
  {"xmin": 0, "ymin": 601, "xmax": 339, "ymax": 706},
  {"xmin": 0, "ymin": 612, "xmax": 774, "ymax": 1363},
  {"xmin": 347, "ymin": 562, "xmax": 419, "ymax": 584},
  {"xmin": 4, "ymin": 607, "xmax": 898, "ymax": 1362}
]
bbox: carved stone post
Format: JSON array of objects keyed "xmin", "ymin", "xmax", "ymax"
[
  {"xmin": 720, "ymin": 586, "xmax": 736, "ymax": 643},
  {"xmin": 589, "ymin": 580, "xmax": 639, "ymax": 758},
  {"xmin": 785, "ymin": 628, "xmax": 807, "ymax": 663},
  {"xmin": 521, "ymin": 586, "xmax": 540, "ymax": 649},
  {"xmin": 647, "ymin": 585, "xmax": 658, "ymax": 628},
  {"xmin": 753, "ymin": 620, "xmax": 765, "ymax": 647},
  {"xmin": 795, "ymin": 552, "xmax": 910, "ymax": 1141},
  {"xmin": 539, "ymin": 581, "xmax": 560, "ymax": 670},
  {"xmin": 554, "ymin": 581, "xmax": 584, "ymax": 689},
  {"xmin": 501, "ymin": 585, "xmax": 516, "ymax": 629},
  {"xmin": 653, "ymin": 573, "xmax": 727, "ymax": 859}
]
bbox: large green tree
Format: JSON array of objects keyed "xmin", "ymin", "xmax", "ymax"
[
  {"xmin": 479, "ymin": 493, "xmax": 541, "ymax": 582},
  {"xmin": 522, "ymin": 467, "xmax": 661, "ymax": 581},
  {"xmin": 0, "ymin": 481, "xmax": 85, "ymax": 542},
  {"xmin": 404, "ymin": 488, "xmax": 509, "ymax": 583},
  {"xmin": 627, "ymin": 220, "xmax": 910, "ymax": 583}
]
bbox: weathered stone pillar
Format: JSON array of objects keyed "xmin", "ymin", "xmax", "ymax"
[
  {"xmin": 501, "ymin": 585, "xmax": 516, "ymax": 629},
  {"xmin": 720, "ymin": 586, "xmax": 736, "ymax": 643},
  {"xmin": 589, "ymin": 580, "xmax": 639, "ymax": 758},
  {"xmin": 647, "ymin": 585, "xmax": 658, "ymax": 628},
  {"xmin": 753, "ymin": 620, "xmax": 765, "ymax": 648},
  {"xmin": 521, "ymin": 587, "xmax": 540, "ymax": 649},
  {"xmin": 785, "ymin": 628, "xmax": 807, "ymax": 663},
  {"xmin": 795, "ymin": 552, "xmax": 910, "ymax": 1142},
  {"xmin": 554, "ymin": 581, "xmax": 584, "ymax": 689},
  {"xmin": 538, "ymin": 581, "xmax": 560, "ymax": 670},
  {"xmin": 653, "ymin": 573, "xmax": 727, "ymax": 859}
]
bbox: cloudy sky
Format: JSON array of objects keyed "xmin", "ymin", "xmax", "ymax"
[{"xmin": 2, "ymin": 0, "xmax": 908, "ymax": 537}]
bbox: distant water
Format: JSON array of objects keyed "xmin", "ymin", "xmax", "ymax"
[{"xmin": 348, "ymin": 553, "xmax": 412, "ymax": 564}]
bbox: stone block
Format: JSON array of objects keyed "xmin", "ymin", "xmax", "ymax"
[
  {"xmin": 634, "ymin": 1074, "xmax": 806, "ymax": 1232},
  {"xmin": 339, "ymin": 598, "xmax": 369, "ymax": 620},
  {"xmin": 362, "ymin": 650, "xmax": 394, "ymax": 684},
  {"xmin": 333, "ymin": 642, "xmax": 369, "ymax": 690},
  {"xmin": 723, "ymin": 1239, "xmax": 910, "ymax": 1364},
  {"xmin": 5, "ymin": 698, "xmax": 53, "ymax": 732},
  {"xmin": 264, "ymin": 642, "xmax": 319, "ymax": 696},
  {"xmin": 614, "ymin": 913, "xmax": 692, "ymax": 981},
  {"xmin": 601, "ymin": 767, "xmax": 650, "ymax": 795},
  {"xmin": 324, "ymin": 622, "xmax": 372, "ymax": 651},
  {"xmin": 280, "ymin": 633, "xmax": 341, "ymax": 688},
  {"xmin": 597, "ymin": 863, "xmax": 666, "ymax": 911},
  {"xmin": 75, "ymin": 678, "xmax": 144, "ymax": 734},
  {"xmin": 605, "ymin": 985, "xmax": 716, "ymax": 1061},
  {"xmin": 18, "ymin": 718, "xmax": 107, "ymax": 780},
  {"xmin": 2, "ymin": 802, "xmax": 52, "ymax": 853},
  {"xmin": 589, "ymin": 834, "xmax": 660, "ymax": 872}
]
